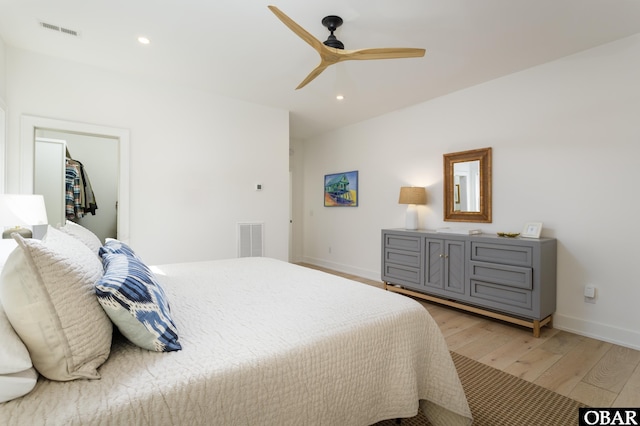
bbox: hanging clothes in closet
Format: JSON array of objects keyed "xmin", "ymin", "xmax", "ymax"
[{"xmin": 65, "ymin": 148, "xmax": 98, "ymax": 220}]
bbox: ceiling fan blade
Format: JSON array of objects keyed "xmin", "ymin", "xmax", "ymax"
[
  {"xmin": 268, "ymin": 5, "xmax": 325, "ymax": 52},
  {"xmin": 338, "ymin": 47, "xmax": 426, "ymax": 61},
  {"xmin": 296, "ymin": 63, "xmax": 330, "ymax": 90}
]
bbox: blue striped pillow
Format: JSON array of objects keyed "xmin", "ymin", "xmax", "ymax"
[{"xmin": 96, "ymin": 252, "xmax": 181, "ymax": 352}]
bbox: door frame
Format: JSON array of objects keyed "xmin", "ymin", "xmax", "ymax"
[{"xmin": 20, "ymin": 115, "xmax": 130, "ymax": 242}]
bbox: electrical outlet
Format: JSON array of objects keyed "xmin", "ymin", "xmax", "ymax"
[
  {"xmin": 584, "ymin": 285, "xmax": 596, "ymax": 304},
  {"xmin": 584, "ymin": 285, "xmax": 595, "ymax": 298}
]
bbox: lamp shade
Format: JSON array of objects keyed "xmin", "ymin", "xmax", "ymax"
[
  {"xmin": 0, "ymin": 194, "xmax": 48, "ymax": 238},
  {"xmin": 398, "ymin": 187, "xmax": 427, "ymax": 205}
]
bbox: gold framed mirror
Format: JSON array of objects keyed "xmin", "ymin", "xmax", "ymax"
[{"xmin": 443, "ymin": 147, "xmax": 492, "ymax": 223}]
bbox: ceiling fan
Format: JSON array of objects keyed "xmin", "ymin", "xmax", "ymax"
[{"xmin": 268, "ymin": 5, "xmax": 426, "ymax": 90}]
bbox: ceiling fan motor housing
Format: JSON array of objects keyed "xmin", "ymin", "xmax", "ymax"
[{"xmin": 322, "ymin": 15, "xmax": 344, "ymax": 49}]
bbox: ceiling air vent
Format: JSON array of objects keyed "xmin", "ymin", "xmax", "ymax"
[{"xmin": 39, "ymin": 21, "xmax": 80, "ymax": 37}]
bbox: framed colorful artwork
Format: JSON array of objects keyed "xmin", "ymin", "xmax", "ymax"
[{"xmin": 324, "ymin": 170, "xmax": 358, "ymax": 207}]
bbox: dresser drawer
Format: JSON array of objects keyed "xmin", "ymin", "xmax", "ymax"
[
  {"xmin": 383, "ymin": 263, "xmax": 421, "ymax": 285},
  {"xmin": 469, "ymin": 261, "xmax": 532, "ymax": 290},
  {"xmin": 384, "ymin": 234, "xmax": 421, "ymax": 252},
  {"xmin": 470, "ymin": 280, "xmax": 533, "ymax": 311},
  {"xmin": 471, "ymin": 242, "xmax": 533, "ymax": 267},
  {"xmin": 384, "ymin": 248, "xmax": 421, "ymax": 268}
]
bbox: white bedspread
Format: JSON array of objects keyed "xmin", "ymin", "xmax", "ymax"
[{"xmin": 0, "ymin": 258, "xmax": 471, "ymax": 425}]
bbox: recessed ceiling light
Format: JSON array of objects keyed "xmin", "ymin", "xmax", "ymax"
[
  {"xmin": 138, "ymin": 36, "xmax": 150, "ymax": 45},
  {"xmin": 336, "ymin": 94, "xmax": 344, "ymax": 101}
]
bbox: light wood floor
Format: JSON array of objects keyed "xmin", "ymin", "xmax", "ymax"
[{"xmin": 299, "ymin": 263, "xmax": 640, "ymax": 408}]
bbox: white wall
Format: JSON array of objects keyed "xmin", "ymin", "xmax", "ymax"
[
  {"xmin": 5, "ymin": 47, "xmax": 290, "ymax": 264},
  {"xmin": 300, "ymin": 34, "xmax": 640, "ymax": 350},
  {"xmin": 0, "ymin": 36, "xmax": 6, "ymax": 101},
  {"xmin": 0, "ymin": 36, "xmax": 6, "ymax": 192}
]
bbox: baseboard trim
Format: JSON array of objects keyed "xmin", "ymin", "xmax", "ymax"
[
  {"xmin": 553, "ymin": 313, "xmax": 640, "ymax": 351},
  {"xmin": 300, "ymin": 256, "xmax": 379, "ymax": 282}
]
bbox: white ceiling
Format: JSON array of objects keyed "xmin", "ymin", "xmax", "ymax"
[{"xmin": 1, "ymin": 0, "xmax": 640, "ymax": 140}]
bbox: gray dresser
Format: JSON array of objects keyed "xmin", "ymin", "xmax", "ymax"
[{"xmin": 381, "ymin": 228, "xmax": 557, "ymax": 336}]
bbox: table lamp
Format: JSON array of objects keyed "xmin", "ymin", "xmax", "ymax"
[{"xmin": 398, "ymin": 187, "xmax": 426, "ymax": 230}]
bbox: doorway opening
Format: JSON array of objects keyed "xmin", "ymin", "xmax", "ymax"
[{"xmin": 20, "ymin": 115, "xmax": 130, "ymax": 242}]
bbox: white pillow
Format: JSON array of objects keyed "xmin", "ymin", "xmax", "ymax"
[
  {"xmin": 0, "ymin": 241, "xmax": 38, "ymax": 402},
  {"xmin": 0, "ymin": 239, "xmax": 32, "ymax": 376},
  {"xmin": 0, "ymin": 302, "xmax": 32, "ymax": 375},
  {"xmin": 0, "ymin": 368, "xmax": 38, "ymax": 403},
  {"xmin": 57, "ymin": 220, "xmax": 102, "ymax": 255},
  {"xmin": 0, "ymin": 239, "xmax": 18, "ymax": 270},
  {"xmin": 0, "ymin": 226, "xmax": 113, "ymax": 381},
  {"xmin": 0, "ymin": 300, "xmax": 37, "ymax": 402}
]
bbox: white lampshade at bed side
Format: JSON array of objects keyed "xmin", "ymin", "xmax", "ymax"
[
  {"xmin": 398, "ymin": 187, "xmax": 426, "ymax": 230},
  {"xmin": 0, "ymin": 194, "xmax": 48, "ymax": 239}
]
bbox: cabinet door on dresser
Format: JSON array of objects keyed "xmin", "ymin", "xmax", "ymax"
[{"xmin": 425, "ymin": 238, "xmax": 466, "ymax": 295}]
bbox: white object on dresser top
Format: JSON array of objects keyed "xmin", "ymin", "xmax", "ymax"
[{"xmin": 436, "ymin": 227, "xmax": 482, "ymax": 235}]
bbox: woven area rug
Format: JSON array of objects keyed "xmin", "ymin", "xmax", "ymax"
[{"xmin": 373, "ymin": 352, "xmax": 587, "ymax": 426}]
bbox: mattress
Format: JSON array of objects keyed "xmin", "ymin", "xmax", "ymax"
[{"xmin": 0, "ymin": 257, "xmax": 472, "ymax": 425}]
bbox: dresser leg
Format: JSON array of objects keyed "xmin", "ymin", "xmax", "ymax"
[
  {"xmin": 533, "ymin": 320, "xmax": 541, "ymax": 338},
  {"xmin": 532, "ymin": 315, "xmax": 553, "ymax": 337}
]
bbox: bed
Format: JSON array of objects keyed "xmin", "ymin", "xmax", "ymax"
[{"xmin": 0, "ymin": 225, "xmax": 472, "ymax": 426}]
